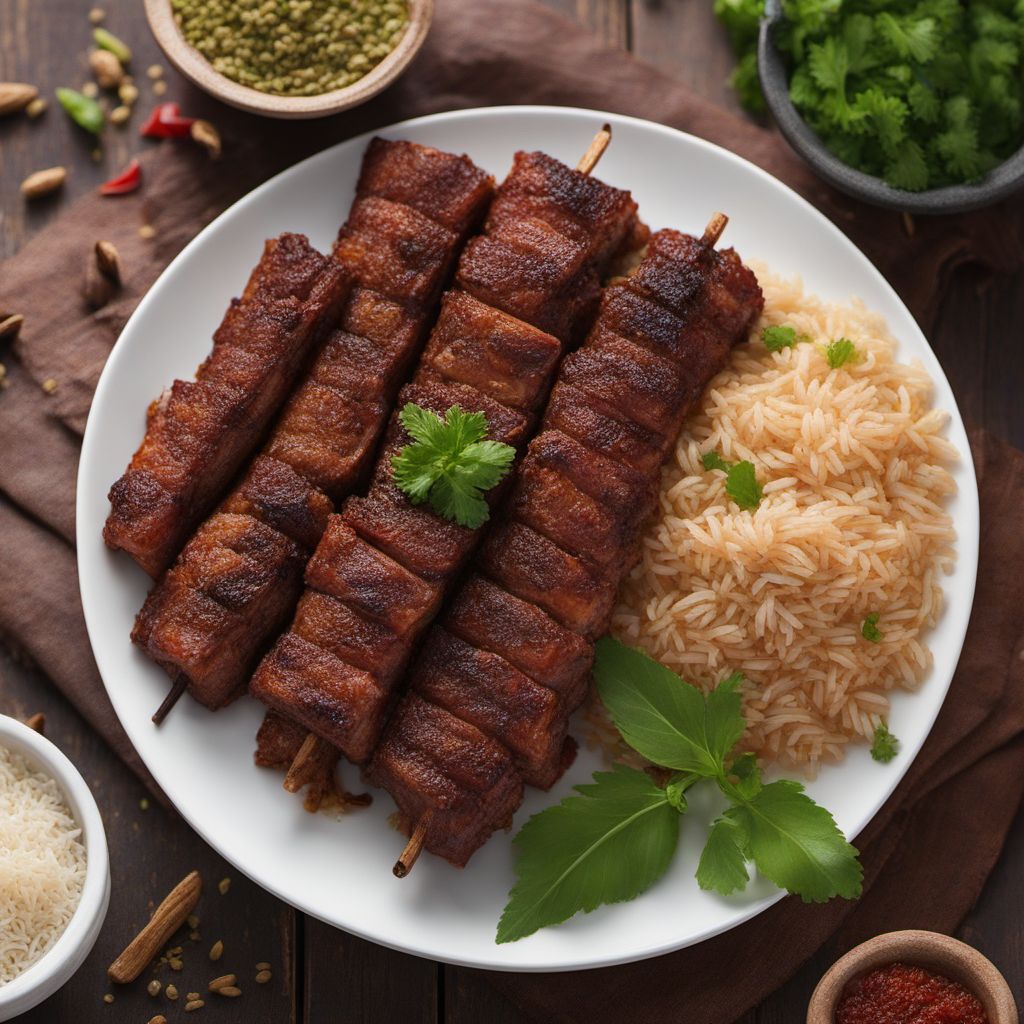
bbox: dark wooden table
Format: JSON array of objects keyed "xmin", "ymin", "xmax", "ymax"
[{"xmin": 2, "ymin": 1, "xmax": 1022, "ymax": 1021}]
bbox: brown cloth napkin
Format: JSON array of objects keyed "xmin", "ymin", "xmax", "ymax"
[{"xmin": 1, "ymin": 0, "xmax": 1022, "ymax": 1020}]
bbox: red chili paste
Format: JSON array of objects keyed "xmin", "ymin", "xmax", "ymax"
[{"xmin": 836, "ymin": 961, "xmax": 988, "ymax": 1024}]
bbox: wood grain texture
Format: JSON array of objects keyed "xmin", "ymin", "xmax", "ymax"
[{"xmin": 1, "ymin": 1, "xmax": 1023, "ymax": 1022}]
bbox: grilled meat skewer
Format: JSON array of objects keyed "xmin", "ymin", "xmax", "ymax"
[{"xmin": 368, "ymin": 217, "xmax": 765, "ymax": 874}]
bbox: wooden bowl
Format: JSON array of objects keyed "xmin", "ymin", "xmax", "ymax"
[
  {"xmin": 144, "ymin": 0, "xmax": 433, "ymax": 119},
  {"xmin": 807, "ymin": 930, "xmax": 1019, "ymax": 1024}
]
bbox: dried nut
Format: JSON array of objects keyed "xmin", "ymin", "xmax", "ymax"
[
  {"xmin": 0, "ymin": 82, "xmax": 38, "ymax": 116},
  {"xmin": 218, "ymin": 986, "xmax": 242, "ymax": 997},
  {"xmin": 118, "ymin": 81, "xmax": 139, "ymax": 105},
  {"xmin": 217, "ymin": 877, "xmax": 230, "ymax": 896},
  {"xmin": 186, "ymin": 992, "xmax": 200, "ymax": 1001},
  {"xmin": 20, "ymin": 166, "xmax": 66, "ymax": 200},
  {"xmin": 147, "ymin": 1017, "xmax": 167, "ymax": 1024},
  {"xmin": 107, "ymin": 871, "xmax": 202, "ymax": 984},
  {"xmin": 138, "ymin": 224, "xmax": 156, "ymax": 240},
  {"xmin": 165, "ymin": 984, "xmax": 179, "ymax": 1000},
  {"xmin": 147, "ymin": 64, "xmax": 164, "ymax": 79},
  {"xmin": 255, "ymin": 969, "xmax": 272, "ymax": 984},
  {"xmin": 109, "ymin": 104, "xmax": 130, "ymax": 125},
  {"xmin": 147, "ymin": 980, "xmax": 162, "ymax": 997},
  {"xmin": 255, "ymin": 962, "xmax": 271, "ymax": 971},
  {"xmin": 95, "ymin": 240, "xmax": 122, "ymax": 284},
  {"xmin": 89, "ymin": 49, "xmax": 123, "ymax": 88},
  {"xmin": 169, "ymin": 958, "xmax": 184, "ymax": 971},
  {"xmin": 41, "ymin": 377, "xmax": 58, "ymax": 395},
  {"xmin": 208, "ymin": 974, "xmax": 236, "ymax": 992},
  {"xmin": 26, "ymin": 97, "xmax": 47, "ymax": 118},
  {"xmin": 209, "ymin": 940, "xmax": 223, "ymax": 961},
  {"xmin": 190, "ymin": 119, "xmax": 221, "ymax": 159},
  {"xmin": 0, "ymin": 314, "xmax": 25, "ymax": 343},
  {"xmin": 184, "ymin": 1000, "xmax": 204, "ymax": 1012},
  {"xmin": 103, "ymin": 994, "xmax": 114, "ymax": 1004},
  {"xmin": 84, "ymin": 258, "xmax": 115, "ymax": 309}
]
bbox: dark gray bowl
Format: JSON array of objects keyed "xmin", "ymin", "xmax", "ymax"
[{"xmin": 758, "ymin": 0, "xmax": 1024, "ymax": 213}]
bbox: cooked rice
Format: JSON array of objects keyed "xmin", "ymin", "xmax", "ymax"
[
  {"xmin": 0, "ymin": 745, "xmax": 87, "ymax": 985},
  {"xmin": 597, "ymin": 266, "xmax": 958, "ymax": 773}
]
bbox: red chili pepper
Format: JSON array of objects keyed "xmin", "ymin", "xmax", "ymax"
[
  {"xmin": 100, "ymin": 157, "xmax": 142, "ymax": 196},
  {"xmin": 140, "ymin": 102, "xmax": 196, "ymax": 139}
]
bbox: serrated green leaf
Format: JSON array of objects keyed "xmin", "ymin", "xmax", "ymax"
[
  {"xmin": 907, "ymin": 82, "xmax": 941, "ymax": 123},
  {"xmin": 824, "ymin": 337, "xmax": 858, "ymax": 368},
  {"xmin": 885, "ymin": 139, "xmax": 930, "ymax": 190},
  {"xmin": 726, "ymin": 780, "xmax": 863, "ymax": 902},
  {"xmin": 697, "ymin": 817, "xmax": 751, "ymax": 895},
  {"xmin": 876, "ymin": 13, "xmax": 938, "ymax": 62},
  {"xmin": 762, "ymin": 325, "xmax": 797, "ymax": 351},
  {"xmin": 496, "ymin": 767, "xmax": 680, "ymax": 943},
  {"xmin": 593, "ymin": 637, "xmax": 746, "ymax": 775}
]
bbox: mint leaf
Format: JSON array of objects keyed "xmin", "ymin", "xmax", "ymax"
[
  {"xmin": 762, "ymin": 325, "xmax": 797, "ymax": 351},
  {"xmin": 861, "ymin": 612, "xmax": 884, "ymax": 643},
  {"xmin": 594, "ymin": 638, "xmax": 747, "ymax": 775},
  {"xmin": 702, "ymin": 450, "xmax": 731, "ymax": 472},
  {"xmin": 496, "ymin": 767, "xmax": 680, "ymax": 943},
  {"xmin": 697, "ymin": 817, "xmax": 751, "ymax": 896},
  {"xmin": 824, "ymin": 337, "xmax": 858, "ymax": 368},
  {"xmin": 871, "ymin": 721, "xmax": 900, "ymax": 763},
  {"xmin": 391, "ymin": 403, "xmax": 515, "ymax": 528},
  {"xmin": 726, "ymin": 780, "xmax": 863, "ymax": 902},
  {"xmin": 726, "ymin": 461, "xmax": 763, "ymax": 510}
]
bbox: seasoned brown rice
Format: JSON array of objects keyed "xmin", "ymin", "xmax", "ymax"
[{"xmin": 597, "ymin": 267, "xmax": 958, "ymax": 773}]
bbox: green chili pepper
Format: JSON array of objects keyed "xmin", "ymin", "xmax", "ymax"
[
  {"xmin": 56, "ymin": 88, "xmax": 104, "ymax": 135},
  {"xmin": 93, "ymin": 27, "xmax": 132, "ymax": 64}
]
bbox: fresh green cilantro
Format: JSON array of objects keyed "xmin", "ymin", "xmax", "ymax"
[
  {"xmin": 861, "ymin": 611, "xmax": 884, "ymax": 643},
  {"xmin": 824, "ymin": 337, "xmax": 858, "ymax": 369},
  {"xmin": 871, "ymin": 721, "xmax": 900, "ymax": 763},
  {"xmin": 712, "ymin": 0, "xmax": 1024, "ymax": 190},
  {"xmin": 391, "ymin": 403, "xmax": 515, "ymax": 529},
  {"xmin": 497, "ymin": 638, "xmax": 862, "ymax": 941},
  {"xmin": 762, "ymin": 324, "xmax": 797, "ymax": 351},
  {"xmin": 701, "ymin": 451, "xmax": 764, "ymax": 511}
]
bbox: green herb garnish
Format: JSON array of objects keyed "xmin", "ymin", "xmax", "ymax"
[
  {"xmin": 701, "ymin": 450, "xmax": 764, "ymax": 511},
  {"xmin": 496, "ymin": 638, "xmax": 863, "ymax": 942},
  {"xmin": 55, "ymin": 87, "xmax": 104, "ymax": 135},
  {"xmin": 762, "ymin": 324, "xmax": 796, "ymax": 351},
  {"xmin": 391, "ymin": 403, "xmax": 515, "ymax": 529},
  {"xmin": 861, "ymin": 611, "xmax": 884, "ymax": 643},
  {"xmin": 713, "ymin": 0, "xmax": 1024, "ymax": 191},
  {"xmin": 870, "ymin": 721, "xmax": 900, "ymax": 763},
  {"xmin": 93, "ymin": 27, "xmax": 132, "ymax": 64},
  {"xmin": 824, "ymin": 337, "xmax": 858, "ymax": 369}
]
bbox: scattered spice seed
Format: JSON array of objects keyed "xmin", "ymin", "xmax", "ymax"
[
  {"xmin": 94, "ymin": 27, "xmax": 132, "ymax": 64},
  {"xmin": 208, "ymin": 940, "xmax": 223, "ymax": 961},
  {"xmin": 95, "ymin": 238, "xmax": 122, "ymax": 279},
  {"xmin": 0, "ymin": 314, "xmax": 25, "ymax": 343},
  {"xmin": 255, "ymin": 962, "xmax": 271, "ymax": 971},
  {"xmin": 218, "ymin": 877, "xmax": 230, "ymax": 896},
  {"xmin": 0, "ymin": 82, "xmax": 39, "ymax": 116},
  {"xmin": 26, "ymin": 97, "xmax": 47, "ymax": 118},
  {"xmin": 169, "ymin": 958, "xmax": 184, "ymax": 971},
  {"xmin": 81, "ymin": 81, "xmax": 100, "ymax": 98},
  {"xmin": 190, "ymin": 931, "xmax": 201, "ymax": 941},
  {"xmin": 208, "ymin": 974, "xmax": 235, "ymax": 992},
  {"xmin": 255, "ymin": 969, "xmax": 272, "ymax": 984},
  {"xmin": 152, "ymin": 80, "xmax": 167, "ymax": 96},
  {"xmin": 138, "ymin": 224, "xmax": 156, "ymax": 239},
  {"xmin": 21, "ymin": 166, "xmax": 67, "ymax": 199},
  {"xmin": 119, "ymin": 81, "xmax": 139, "ymax": 105},
  {"xmin": 147, "ymin": 980, "xmax": 162, "ymax": 997},
  {"xmin": 147, "ymin": 64, "xmax": 164, "ymax": 79},
  {"xmin": 165, "ymin": 984, "xmax": 179, "ymax": 1000},
  {"xmin": 186, "ymin": 991, "xmax": 200, "ymax": 1001},
  {"xmin": 56, "ymin": 87, "xmax": 104, "ymax": 133},
  {"xmin": 89, "ymin": 6, "xmax": 105, "ymax": 23},
  {"xmin": 140, "ymin": 797, "xmax": 150, "ymax": 811},
  {"xmin": 109, "ymin": 104, "xmax": 130, "ymax": 125},
  {"xmin": 147, "ymin": 1017, "xmax": 167, "ymax": 1024},
  {"xmin": 41, "ymin": 378, "xmax": 59, "ymax": 395},
  {"xmin": 90, "ymin": 49, "xmax": 123, "ymax": 88},
  {"xmin": 190, "ymin": 119, "xmax": 221, "ymax": 158},
  {"xmin": 187, "ymin": 914, "xmax": 199, "ymax": 929},
  {"xmin": 218, "ymin": 986, "xmax": 242, "ymax": 997},
  {"xmin": 103, "ymin": 993, "xmax": 114, "ymax": 1003},
  {"xmin": 184, "ymin": 999, "xmax": 204, "ymax": 1012}
]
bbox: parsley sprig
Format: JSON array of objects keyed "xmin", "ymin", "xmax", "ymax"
[
  {"xmin": 714, "ymin": 0, "xmax": 1024, "ymax": 191},
  {"xmin": 701, "ymin": 450, "xmax": 764, "ymax": 510},
  {"xmin": 391, "ymin": 403, "xmax": 516, "ymax": 529},
  {"xmin": 496, "ymin": 638, "xmax": 863, "ymax": 943},
  {"xmin": 870, "ymin": 721, "xmax": 900, "ymax": 763}
]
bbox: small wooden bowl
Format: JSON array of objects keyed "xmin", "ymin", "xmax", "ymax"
[
  {"xmin": 144, "ymin": 0, "xmax": 433, "ymax": 119},
  {"xmin": 807, "ymin": 930, "xmax": 1019, "ymax": 1024}
]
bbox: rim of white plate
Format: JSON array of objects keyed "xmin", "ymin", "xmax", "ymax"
[{"xmin": 77, "ymin": 106, "xmax": 979, "ymax": 972}]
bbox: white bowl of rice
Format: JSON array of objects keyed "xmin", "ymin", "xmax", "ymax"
[{"xmin": 0, "ymin": 715, "xmax": 109, "ymax": 1020}]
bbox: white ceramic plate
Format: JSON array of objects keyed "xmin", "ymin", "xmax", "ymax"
[{"xmin": 77, "ymin": 106, "xmax": 979, "ymax": 972}]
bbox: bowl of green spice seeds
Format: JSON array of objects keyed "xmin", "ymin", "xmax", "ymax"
[
  {"xmin": 145, "ymin": 0, "xmax": 431, "ymax": 118},
  {"xmin": 749, "ymin": 0, "xmax": 1024, "ymax": 213}
]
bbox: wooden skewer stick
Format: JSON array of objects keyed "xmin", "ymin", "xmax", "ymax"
[
  {"xmin": 283, "ymin": 733, "xmax": 328, "ymax": 793},
  {"xmin": 576, "ymin": 123, "xmax": 612, "ymax": 175},
  {"xmin": 701, "ymin": 212, "xmax": 728, "ymax": 248},
  {"xmin": 393, "ymin": 814, "xmax": 433, "ymax": 878},
  {"xmin": 24, "ymin": 712, "xmax": 45, "ymax": 734},
  {"xmin": 152, "ymin": 676, "xmax": 187, "ymax": 726}
]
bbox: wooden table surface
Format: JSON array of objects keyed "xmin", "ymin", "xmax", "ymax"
[{"xmin": 1, "ymin": 1, "xmax": 1022, "ymax": 1021}]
